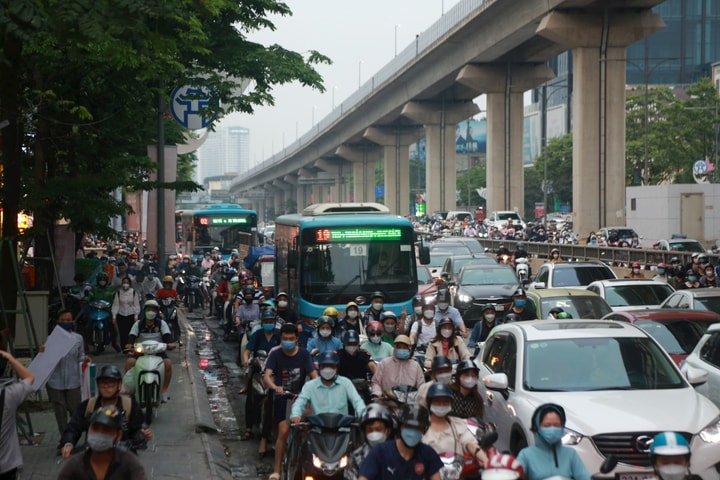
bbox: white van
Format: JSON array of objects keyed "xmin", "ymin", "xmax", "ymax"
[{"xmin": 445, "ymin": 210, "xmax": 473, "ymax": 222}]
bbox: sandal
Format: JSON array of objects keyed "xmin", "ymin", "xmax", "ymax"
[{"xmin": 240, "ymin": 430, "xmax": 254, "ymax": 441}]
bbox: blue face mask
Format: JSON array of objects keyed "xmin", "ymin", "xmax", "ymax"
[
  {"xmin": 539, "ymin": 426, "xmax": 564, "ymax": 445},
  {"xmin": 57, "ymin": 322, "xmax": 74, "ymax": 331},
  {"xmin": 689, "ymin": 276, "xmax": 698, "ymax": 282},
  {"xmin": 657, "ymin": 268, "xmax": 665, "ymax": 275},
  {"xmin": 400, "ymin": 427, "xmax": 423, "ymax": 448},
  {"xmin": 395, "ymin": 349, "xmax": 411, "ymax": 360},
  {"xmin": 262, "ymin": 324, "xmax": 275, "ymax": 332},
  {"xmin": 515, "ymin": 299, "xmax": 526, "ymax": 307},
  {"xmin": 281, "ymin": 340, "xmax": 297, "ymax": 351}
]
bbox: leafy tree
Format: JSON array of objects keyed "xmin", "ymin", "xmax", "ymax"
[
  {"xmin": 525, "ymin": 133, "xmax": 573, "ymax": 217},
  {"xmin": 456, "ymin": 163, "xmax": 487, "ymax": 210}
]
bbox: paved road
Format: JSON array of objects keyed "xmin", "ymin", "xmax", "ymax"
[{"xmin": 14, "ymin": 307, "xmax": 271, "ymax": 480}]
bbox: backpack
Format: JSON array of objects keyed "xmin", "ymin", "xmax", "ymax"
[{"xmin": 84, "ymin": 395, "xmax": 132, "ymax": 422}]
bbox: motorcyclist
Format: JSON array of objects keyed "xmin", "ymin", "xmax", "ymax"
[
  {"xmin": 180, "ymin": 254, "xmax": 202, "ymax": 277},
  {"xmin": 409, "ymin": 297, "xmax": 437, "ymax": 352},
  {"xmin": 626, "ymin": 261, "xmax": 645, "ymax": 279},
  {"xmin": 87, "ymin": 271, "xmax": 121, "ymax": 352},
  {"xmin": 700, "ymin": 263, "xmax": 720, "ymax": 288},
  {"xmin": 370, "ymin": 335, "xmax": 425, "ymax": 400},
  {"xmin": 503, "ymin": 289, "xmax": 537, "ymax": 321},
  {"xmin": 549, "ymin": 248, "xmax": 562, "ymax": 263},
  {"xmin": 517, "ymin": 403, "xmax": 590, "ymax": 480},
  {"xmin": 680, "ymin": 269, "xmax": 700, "ymax": 289},
  {"xmin": 156, "ymin": 275, "xmax": 181, "ymax": 345},
  {"xmin": 60, "ymin": 365, "xmax": 152, "ymax": 459},
  {"xmin": 653, "ymin": 262, "xmax": 670, "ymax": 283},
  {"xmin": 417, "ymin": 354, "xmax": 453, "ymax": 407},
  {"xmin": 512, "ymin": 241, "xmax": 531, "ymax": 277},
  {"xmin": 450, "ymin": 359, "xmax": 484, "ymax": 420},
  {"xmin": 424, "ymin": 317, "xmax": 471, "ymax": 370},
  {"xmin": 336, "ymin": 301, "xmax": 362, "ymax": 338},
  {"xmin": 275, "ymin": 292, "xmax": 299, "ymax": 325},
  {"xmin": 496, "ymin": 242, "xmax": 511, "ymax": 263},
  {"xmin": 434, "ymin": 289, "xmax": 467, "ymax": 337},
  {"xmin": 469, "ymin": 304, "xmax": 498, "ymax": 347},
  {"xmin": 649, "ymin": 432, "xmax": 702, "ymax": 480},
  {"xmin": 362, "ymin": 291, "xmax": 386, "ymax": 324},
  {"xmin": 403, "ymin": 296, "xmax": 424, "ymax": 335},
  {"xmin": 422, "ymin": 383, "xmax": 489, "ymax": 467},
  {"xmin": 233, "ymin": 285, "xmax": 260, "ymax": 342},
  {"xmin": 307, "ymin": 315, "xmax": 343, "ymax": 355},
  {"xmin": 379, "ymin": 311, "xmax": 399, "ymax": 345},
  {"xmin": 360, "ymin": 320, "xmax": 393, "ymax": 362},
  {"xmin": 125, "ymin": 300, "xmax": 176, "ymax": 403},
  {"xmin": 345, "ymin": 404, "xmax": 395, "ymax": 480}
]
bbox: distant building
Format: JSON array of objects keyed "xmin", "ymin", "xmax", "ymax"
[{"xmin": 197, "ymin": 126, "xmax": 250, "ymax": 184}]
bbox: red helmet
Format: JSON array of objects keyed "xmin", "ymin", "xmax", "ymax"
[
  {"xmin": 483, "ymin": 453, "xmax": 525, "ymax": 480},
  {"xmin": 632, "ymin": 262, "xmax": 641, "ymax": 268},
  {"xmin": 367, "ymin": 320, "xmax": 383, "ymax": 334}
]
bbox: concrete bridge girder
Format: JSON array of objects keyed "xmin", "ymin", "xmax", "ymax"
[
  {"xmin": 335, "ymin": 145, "xmax": 382, "ymax": 203},
  {"xmin": 401, "ymin": 101, "xmax": 480, "ymax": 215}
]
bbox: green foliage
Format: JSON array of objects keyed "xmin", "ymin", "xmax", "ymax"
[
  {"xmin": 456, "ymin": 163, "xmax": 487, "ymax": 209},
  {"xmin": 525, "ymin": 134, "xmax": 573, "ymax": 217}
]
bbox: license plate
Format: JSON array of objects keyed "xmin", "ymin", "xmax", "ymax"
[
  {"xmin": 495, "ymin": 305, "xmax": 505, "ymax": 311},
  {"xmin": 615, "ymin": 473, "xmax": 654, "ymax": 480}
]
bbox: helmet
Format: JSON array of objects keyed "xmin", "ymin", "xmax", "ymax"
[
  {"xmin": 323, "ymin": 307, "xmax": 339, "ymax": 317},
  {"xmin": 438, "ymin": 317, "xmax": 454, "ymax": 329},
  {"xmin": 242, "ymin": 286, "xmax": 255, "ymax": 296},
  {"xmin": 276, "ymin": 291, "xmax": 289, "ymax": 300},
  {"xmin": 231, "ymin": 248, "xmax": 239, "ymax": 256},
  {"xmin": 512, "ymin": 288, "xmax": 526, "ymax": 298},
  {"xmin": 530, "ymin": 403, "xmax": 566, "ymax": 432},
  {"xmin": 632, "ymin": 261, "xmax": 641, "ymax": 268},
  {"xmin": 97, "ymin": 272, "xmax": 109, "ymax": 282},
  {"xmin": 162, "ymin": 275, "xmax": 173, "ymax": 284},
  {"xmin": 261, "ymin": 309, "xmax": 277, "ymax": 322},
  {"xmin": 650, "ymin": 432, "xmax": 691, "ymax": 457},
  {"xmin": 317, "ymin": 351, "xmax": 340, "ymax": 366},
  {"xmin": 517, "ymin": 241, "xmax": 525, "ymax": 249},
  {"xmin": 427, "ymin": 382, "xmax": 453, "ymax": 402},
  {"xmin": 440, "ymin": 271, "xmax": 450, "ymax": 279},
  {"xmin": 431, "ymin": 355, "xmax": 452, "ymax": 372},
  {"xmin": 89, "ymin": 405, "xmax": 123, "ymax": 430},
  {"xmin": 398, "ymin": 403, "xmax": 430, "ymax": 431},
  {"xmin": 225, "ymin": 268, "xmax": 237, "ymax": 278},
  {"xmin": 370, "ymin": 291, "xmax": 385, "ymax": 301},
  {"xmin": 698, "ymin": 254, "xmax": 708, "ymax": 263},
  {"xmin": 412, "ymin": 295, "xmax": 423, "ymax": 306},
  {"xmin": 96, "ymin": 365, "xmax": 123, "ymax": 382},
  {"xmin": 361, "ymin": 403, "xmax": 393, "ymax": 429},
  {"xmin": 129, "ymin": 252, "xmax": 138, "ymax": 259},
  {"xmin": 657, "ymin": 262, "xmax": 667, "ymax": 268},
  {"xmin": 342, "ymin": 329, "xmax": 360, "ymax": 344},
  {"xmin": 143, "ymin": 299, "xmax": 160, "ymax": 310},
  {"xmin": 551, "ymin": 248, "xmax": 559, "ymax": 254},
  {"xmin": 549, "ymin": 307, "xmax": 564, "ymax": 315},
  {"xmin": 367, "ymin": 320, "xmax": 383, "ymax": 334},
  {"xmin": 557, "ymin": 312, "xmax": 572, "ymax": 319},
  {"xmin": 317, "ymin": 315, "xmax": 334, "ymax": 328},
  {"xmin": 422, "ymin": 297, "xmax": 436, "ymax": 310},
  {"xmin": 686, "ymin": 269, "xmax": 696, "ymax": 277},
  {"xmin": 183, "ymin": 254, "xmax": 191, "ymax": 261},
  {"xmin": 481, "ymin": 304, "xmax": 497, "ymax": 313},
  {"xmin": 456, "ymin": 359, "xmax": 479, "ymax": 375},
  {"xmin": 380, "ymin": 310, "xmax": 397, "ymax": 322},
  {"xmin": 504, "ymin": 313, "xmax": 521, "ymax": 323},
  {"xmin": 483, "ymin": 453, "xmax": 525, "ymax": 480},
  {"xmin": 436, "ymin": 289, "xmax": 451, "ymax": 303},
  {"xmin": 670, "ymin": 256, "xmax": 680, "ymax": 263}
]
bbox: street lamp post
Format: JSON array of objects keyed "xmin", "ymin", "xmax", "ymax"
[
  {"xmin": 539, "ymin": 82, "xmax": 570, "ymax": 228},
  {"xmin": 332, "ymin": 85, "xmax": 337, "ymax": 110},
  {"xmin": 358, "ymin": 60, "xmax": 363, "ymax": 88},
  {"xmin": 394, "ymin": 24, "xmax": 401, "ymax": 57}
]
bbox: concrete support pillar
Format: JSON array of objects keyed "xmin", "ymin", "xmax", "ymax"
[
  {"xmin": 363, "ymin": 127, "xmax": 424, "ymax": 215},
  {"xmin": 272, "ymin": 179, "xmax": 289, "ymax": 215},
  {"xmin": 335, "ymin": 145, "xmax": 381, "ymax": 203},
  {"xmin": 257, "ymin": 198, "xmax": 266, "ymax": 223},
  {"xmin": 537, "ymin": 9, "xmax": 664, "ymax": 236},
  {"xmin": 315, "ymin": 158, "xmax": 349, "ymax": 203},
  {"xmin": 297, "ymin": 168, "xmax": 316, "ymax": 208},
  {"xmin": 401, "ymin": 102, "xmax": 479, "ymax": 214},
  {"xmin": 283, "ymin": 175, "xmax": 299, "ymax": 213},
  {"xmin": 456, "ymin": 64, "xmax": 555, "ymax": 217}
]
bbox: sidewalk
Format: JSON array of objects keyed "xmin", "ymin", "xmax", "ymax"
[{"xmin": 16, "ymin": 310, "xmax": 231, "ymax": 480}]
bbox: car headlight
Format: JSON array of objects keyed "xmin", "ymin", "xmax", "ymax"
[
  {"xmin": 700, "ymin": 416, "xmax": 720, "ymax": 443},
  {"xmin": 562, "ymin": 428, "xmax": 583, "ymax": 446},
  {"xmin": 458, "ymin": 293, "xmax": 473, "ymax": 304}
]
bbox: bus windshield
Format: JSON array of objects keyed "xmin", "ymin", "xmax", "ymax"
[
  {"xmin": 190, "ymin": 211, "xmax": 257, "ymax": 256},
  {"xmin": 299, "ymin": 226, "xmax": 417, "ymax": 305}
]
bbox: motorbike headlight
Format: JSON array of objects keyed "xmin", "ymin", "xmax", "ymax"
[
  {"xmin": 134, "ymin": 345, "xmax": 144, "ymax": 354},
  {"xmin": 458, "ymin": 293, "xmax": 473, "ymax": 304},
  {"xmin": 339, "ymin": 455, "xmax": 348, "ymax": 469},
  {"xmin": 561, "ymin": 428, "xmax": 583, "ymax": 446},
  {"xmin": 312, "ymin": 454, "xmax": 323, "ymax": 469},
  {"xmin": 699, "ymin": 416, "xmax": 720, "ymax": 443}
]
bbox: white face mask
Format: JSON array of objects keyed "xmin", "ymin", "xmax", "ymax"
[
  {"xmin": 347, "ymin": 310, "xmax": 358, "ymax": 319},
  {"xmin": 366, "ymin": 431, "xmax": 387, "ymax": 446},
  {"xmin": 345, "ymin": 346, "xmax": 358, "ymax": 355},
  {"xmin": 438, "ymin": 302, "xmax": 449, "ymax": 310},
  {"xmin": 657, "ymin": 464, "xmax": 687, "ymax": 480},
  {"xmin": 460, "ymin": 375, "xmax": 478, "ymax": 389},
  {"xmin": 440, "ymin": 328, "xmax": 453, "ymax": 339},
  {"xmin": 484, "ymin": 314, "xmax": 495, "ymax": 322},
  {"xmin": 146, "ymin": 311, "xmax": 157, "ymax": 320},
  {"xmin": 430, "ymin": 404, "xmax": 452, "ymax": 417},
  {"xmin": 435, "ymin": 372, "xmax": 452, "ymax": 384},
  {"xmin": 319, "ymin": 329, "xmax": 332, "ymax": 338},
  {"xmin": 413, "ymin": 306, "xmax": 422, "ymax": 315},
  {"xmin": 369, "ymin": 335, "xmax": 382, "ymax": 344},
  {"xmin": 372, "ymin": 302, "xmax": 383, "ymax": 311},
  {"xmin": 277, "ymin": 300, "xmax": 288, "ymax": 308},
  {"xmin": 319, "ymin": 367, "xmax": 336, "ymax": 381},
  {"xmin": 122, "ymin": 284, "xmax": 130, "ymax": 290},
  {"xmin": 423, "ymin": 310, "xmax": 435, "ymax": 320}
]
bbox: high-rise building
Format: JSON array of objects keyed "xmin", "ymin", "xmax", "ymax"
[{"xmin": 196, "ymin": 126, "xmax": 250, "ymax": 185}]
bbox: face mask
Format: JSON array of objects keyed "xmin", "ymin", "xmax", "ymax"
[
  {"xmin": 413, "ymin": 306, "xmax": 422, "ymax": 315},
  {"xmin": 87, "ymin": 431, "xmax": 115, "ymax": 452},
  {"xmin": 484, "ymin": 314, "xmax": 495, "ymax": 323},
  {"xmin": 689, "ymin": 276, "xmax": 698, "ymax": 282},
  {"xmin": 372, "ymin": 302, "xmax": 383, "ymax": 311},
  {"xmin": 657, "ymin": 464, "xmax": 687, "ymax": 480},
  {"xmin": 632, "ymin": 268, "xmax": 640, "ymax": 273},
  {"xmin": 438, "ymin": 302, "xmax": 449, "ymax": 310},
  {"xmin": 281, "ymin": 340, "xmax": 297, "ymax": 351},
  {"xmin": 366, "ymin": 431, "xmax": 387, "ymax": 446},
  {"xmin": 657, "ymin": 268, "xmax": 665, "ymax": 275},
  {"xmin": 145, "ymin": 311, "xmax": 157, "ymax": 320},
  {"xmin": 369, "ymin": 335, "xmax": 382, "ymax": 344},
  {"xmin": 121, "ymin": 283, "xmax": 130, "ymax": 291},
  {"xmin": 515, "ymin": 299, "xmax": 526, "ymax": 307},
  {"xmin": 319, "ymin": 329, "xmax": 332, "ymax": 338},
  {"xmin": 400, "ymin": 427, "xmax": 423, "ymax": 448},
  {"xmin": 147, "ymin": 275, "xmax": 154, "ymax": 280},
  {"xmin": 440, "ymin": 328, "xmax": 453, "ymax": 339},
  {"xmin": 245, "ymin": 297, "xmax": 254, "ymax": 304},
  {"xmin": 430, "ymin": 404, "xmax": 452, "ymax": 417},
  {"xmin": 347, "ymin": 310, "xmax": 358, "ymax": 319},
  {"xmin": 277, "ymin": 300, "xmax": 288, "ymax": 308},
  {"xmin": 435, "ymin": 372, "xmax": 452, "ymax": 384},
  {"xmin": 552, "ymin": 253, "xmax": 559, "ymax": 258},
  {"xmin": 395, "ymin": 349, "xmax": 411, "ymax": 360},
  {"xmin": 423, "ymin": 310, "xmax": 435, "ymax": 320},
  {"xmin": 320, "ymin": 367, "xmax": 336, "ymax": 381},
  {"xmin": 539, "ymin": 426, "xmax": 564, "ymax": 445},
  {"xmin": 98, "ymin": 281, "xmax": 107, "ymax": 287},
  {"xmin": 262, "ymin": 323, "xmax": 275, "ymax": 332},
  {"xmin": 384, "ymin": 324, "xmax": 395, "ymax": 333},
  {"xmin": 460, "ymin": 375, "xmax": 478, "ymax": 389},
  {"xmin": 706, "ymin": 270, "xmax": 714, "ymax": 277},
  {"xmin": 345, "ymin": 345, "xmax": 358, "ymax": 355},
  {"xmin": 58, "ymin": 322, "xmax": 74, "ymax": 331}
]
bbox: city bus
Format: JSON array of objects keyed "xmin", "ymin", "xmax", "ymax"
[
  {"xmin": 179, "ymin": 204, "xmax": 258, "ymax": 260},
  {"xmin": 274, "ymin": 202, "xmax": 429, "ymax": 322}
]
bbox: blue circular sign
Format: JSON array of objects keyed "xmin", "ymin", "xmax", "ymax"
[
  {"xmin": 693, "ymin": 159, "xmax": 708, "ymax": 175},
  {"xmin": 170, "ymin": 85, "xmax": 215, "ymax": 130}
]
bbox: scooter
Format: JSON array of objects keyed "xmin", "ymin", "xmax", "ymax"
[
  {"xmin": 127, "ymin": 340, "xmax": 167, "ymax": 425},
  {"xmin": 515, "ymin": 257, "xmax": 530, "ymax": 284},
  {"xmin": 158, "ymin": 297, "xmax": 180, "ymax": 344},
  {"xmin": 87, "ymin": 299, "xmax": 113, "ymax": 355},
  {"xmin": 284, "ymin": 413, "xmax": 358, "ymax": 480},
  {"xmin": 185, "ymin": 275, "xmax": 203, "ymax": 312},
  {"xmin": 438, "ymin": 427, "xmax": 498, "ymax": 480}
]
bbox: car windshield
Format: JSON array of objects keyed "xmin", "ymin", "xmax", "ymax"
[
  {"xmin": 694, "ymin": 296, "xmax": 720, "ymax": 315},
  {"xmin": 429, "ymin": 252, "xmax": 451, "ymax": 268},
  {"xmin": 633, "ymin": 319, "xmax": 716, "ymax": 355},
  {"xmin": 523, "ymin": 337, "xmax": 684, "ymax": 391},
  {"xmin": 431, "ymin": 244, "xmax": 472, "ymax": 256},
  {"xmin": 416, "ymin": 266, "xmax": 434, "ymax": 285},
  {"xmin": 551, "ymin": 266, "xmax": 616, "ymax": 287},
  {"xmin": 438, "ymin": 239, "xmax": 484, "ymax": 254},
  {"xmin": 452, "ymin": 257, "xmax": 495, "ymax": 275},
  {"xmin": 460, "ymin": 267, "xmax": 517, "ymax": 286},
  {"xmin": 539, "ymin": 296, "xmax": 612, "ymax": 319},
  {"xmin": 669, "ymin": 240, "xmax": 705, "ymax": 253},
  {"xmin": 497, "ymin": 213, "xmax": 521, "ymax": 221},
  {"xmin": 604, "ymin": 284, "xmax": 674, "ymax": 308}
]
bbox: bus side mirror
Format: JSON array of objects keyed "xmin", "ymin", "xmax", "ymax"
[
  {"xmin": 287, "ymin": 251, "xmax": 298, "ymax": 269},
  {"xmin": 418, "ymin": 246, "xmax": 430, "ymax": 265}
]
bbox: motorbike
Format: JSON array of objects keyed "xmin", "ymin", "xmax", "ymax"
[
  {"xmin": 283, "ymin": 413, "xmax": 358, "ymax": 480},
  {"xmin": 87, "ymin": 299, "xmax": 113, "ymax": 354},
  {"xmin": 184, "ymin": 275, "xmax": 203, "ymax": 313},
  {"xmin": 497, "ymin": 254, "xmax": 511, "ymax": 265},
  {"xmin": 158, "ymin": 297, "xmax": 180, "ymax": 343},
  {"xmin": 126, "ymin": 340, "xmax": 167, "ymax": 425},
  {"xmin": 438, "ymin": 424, "xmax": 498, "ymax": 480},
  {"xmin": 515, "ymin": 257, "xmax": 530, "ymax": 284}
]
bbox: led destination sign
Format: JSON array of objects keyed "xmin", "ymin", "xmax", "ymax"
[
  {"xmin": 314, "ymin": 228, "xmax": 402, "ymax": 242},
  {"xmin": 198, "ymin": 217, "xmax": 248, "ymax": 226}
]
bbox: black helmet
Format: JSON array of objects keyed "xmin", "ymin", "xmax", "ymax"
[
  {"xmin": 504, "ymin": 313, "xmax": 521, "ymax": 323},
  {"xmin": 242, "ymin": 286, "xmax": 255, "ymax": 296},
  {"xmin": 549, "ymin": 307, "xmax": 564, "ymax": 315},
  {"xmin": 398, "ymin": 403, "xmax": 430, "ymax": 431},
  {"xmin": 371, "ymin": 291, "xmax": 385, "ymax": 301},
  {"xmin": 96, "ymin": 272, "xmax": 109, "ymax": 283},
  {"xmin": 431, "ymin": 355, "xmax": 452, "ymax": 372},
  {"xmin": 317, "ymin": 351, "xmax": 340, "ymax": 366},
  {"xmin": 317, "ymin": 315, "xmax": 334, "ymax": 328},
  {"xmin": 530, "ymin": 403, "xmax": 566, "ymax": 432},
  {"xmin": 89, "ymin": 404, "xmax": 123, "ymax": 430},
  {"xmin": 96, "ymin": 365, "xmax": 123, "ymax": 382},
  {"xmin": 481, "ymin": 304, "xmax": 497, "ymax": 313},
  {"xmin": 361, "ymin": 403, "xmax": 393, "ymax": 429},
  {"xmin": 438, "ymin": 317, "xmax": 454, "ymax": 329},
  {"xmin": 456, "ymin": 359, "xmax": 479, "ymax": 375},
  {"xmin": 512, "ymin": 288, "xmax": 526, "ymax": 298},
  {"xmin": 412, "ymin": 295, "xmax": 423, "ymax": 306},
  {"xmin": 427, "ymin": 382, "xmax": 453, "ymax": 403},
  {"xmin": 436, "ymin": 289, "xmax": 451, "ymax": 303},
  {"xmin": 261, "ymin": 309, "xmax": 277, "ymax": 321},
  {"xmin": 342, "ymin": 329, "xmax": 360, "ymax": 344}
]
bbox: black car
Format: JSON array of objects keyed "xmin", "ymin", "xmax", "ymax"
[{"xmin": 452, "ymin": 264, "xmax": 519, "ymax": 327}]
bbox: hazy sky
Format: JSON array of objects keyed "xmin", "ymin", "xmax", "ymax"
[{"xmin": 216, "ymin": 0, "xmax": 466, "ymax": 167}]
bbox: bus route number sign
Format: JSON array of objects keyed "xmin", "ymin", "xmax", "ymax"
[
  {"xmin": 314, "ymin": 228, "xmax": 402, "ymax": 242},
  {"xmin": 198, "ymin": 217, "xmax": 248, "ymax": 226}
]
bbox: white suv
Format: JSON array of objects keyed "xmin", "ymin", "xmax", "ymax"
[
  {"xmin": 479, "ymin": 320, "xmax": 720, "ymax": 479},
  {"xmin": 485, "ymin": 211, "xmax": 526, "ymax": 230}
]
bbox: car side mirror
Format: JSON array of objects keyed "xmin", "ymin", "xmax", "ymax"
[
  {"xmin": 684, "ymin": 366, "xmax": 708, "ymax": 386},
  {"xmin": 418, "ymin": 246, "xmax": 430, "ymax": 265},
  {"xmin": 483, "ymin": 373, "xmax": 509, "ymax": 391},
  {"xmin": 531, "ymin": 281, "xmax": 546, "ymax": 289}
]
